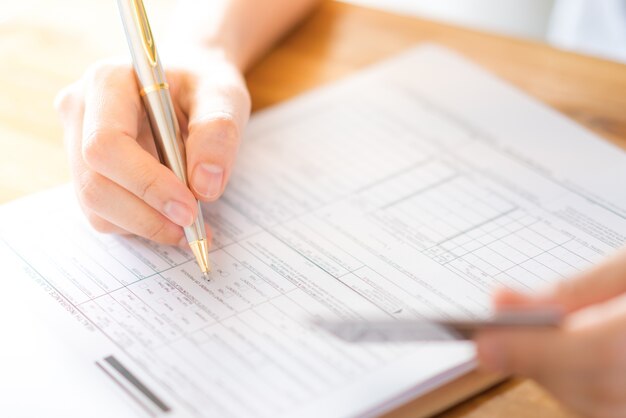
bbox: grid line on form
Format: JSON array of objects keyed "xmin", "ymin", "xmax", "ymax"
[{"xmin": 435, "ymin": 210, "xmax": 591, "ymax": 291}]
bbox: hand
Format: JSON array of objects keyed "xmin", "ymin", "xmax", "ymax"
[
  {"xmin": 476, "ymin": 247, "xmax": 626, "ymax": 418},
  {"xmin": 55, "ymin": 50, "xmax": 250, "ymax": 246}
]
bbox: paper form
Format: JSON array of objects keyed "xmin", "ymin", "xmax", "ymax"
[{"xmin": 1, "ymin": 44, "xmax": 625, "ymax": 418}]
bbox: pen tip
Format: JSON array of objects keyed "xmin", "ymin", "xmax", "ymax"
[{"xmin": 189, "ymin": 239, "xmax": 211, "ymax": 278}]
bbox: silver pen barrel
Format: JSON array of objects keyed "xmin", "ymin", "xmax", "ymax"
[{"xmin": 117, "ymin": 0, "xmax": 210, "ymax": 274}]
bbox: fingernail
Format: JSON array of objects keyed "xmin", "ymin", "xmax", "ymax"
[
  {"xmin": 193, "ymin": 163, "xmax": 224, "ymax": 200},
  {"xmin": 163, "ymin": 201, "xmax": 194, "ymax": 227},
  {"xmin": 476, "ymin": 337, "xmax": 506, "ymax": 373}
]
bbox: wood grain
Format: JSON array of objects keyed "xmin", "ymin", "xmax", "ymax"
[{"xmin": 1, "ymin": 0, "xmax": 624, "ymax": 416}]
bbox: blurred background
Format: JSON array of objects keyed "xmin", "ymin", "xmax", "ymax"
[
  {"xmin": 4, "ymin": 0, "xmax": 626, "ymax": 60},
  {"xmin": 344, "ymin": 0, "xmax": 626, "ymax": 63},
  {"xmin": 3, "ymin": 0, "xmax": 625, "ymax": 62},
  {"xmin": 1, "ymin": 0, "xmax": 625, "ymax": 203}
]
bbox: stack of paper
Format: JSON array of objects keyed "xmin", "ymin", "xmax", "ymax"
[{"xmin": 1, "ymin": 45, "xmax": 624, "ymax": 418}]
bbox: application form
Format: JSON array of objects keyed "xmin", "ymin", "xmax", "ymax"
[{"xmin": 1, "ymin": 45, "xmax": 625, "ymax": 417}]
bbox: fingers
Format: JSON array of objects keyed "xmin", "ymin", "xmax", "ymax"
[
  {"xmin": 490, "ymin": 247, "xmax": 626, "ymax": 315},
  {"xmin": 476, "ymin": 299, "xmax": 626, "ymax": 418},
  {"xmin": 491, "ymin": 288, "xmax": 564, "ymax": 316},
  {"xmin": 81, "ymin": 63, "xmax": 199, "ymax": 227},
  {"xmin": 57, "ymin": 58, "xmax": 240, "ymax": 245},
  {"xmin": 76, "ymin": 170, "xmax": 187, "ymax": 245},
  {"xmin": 548, "ymin": 248, "xmax": 626, "ymax": 312},
  {"xmin": 56, "ymin": 61, "xmax": 202, "ymax": 245},
  {"xmin": 478, "ymin": 293, "xmax": 626, "ymax": 377},
  {"xmin": 83, "ymin": 211, "xmax": 127, "ymax": 236},
  {"xmin": 492, "ymin": 288, "xmax": 538, "ymax": 308},
  {"xmin": 183, "ymin": 60, "xmax": 250, "ymax": 201}
]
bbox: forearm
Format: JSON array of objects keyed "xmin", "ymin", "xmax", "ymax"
[{"xmin": 168, "ymin": 0, "xmax": 320, "ymax": 71}]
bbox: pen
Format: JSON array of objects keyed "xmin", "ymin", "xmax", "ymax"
[{"xmin": 117, "ymin": 0, "xmax": 211, "ymax": 276}]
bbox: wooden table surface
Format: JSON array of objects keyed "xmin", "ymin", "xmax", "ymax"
[{"xmin": 2, "ymin": 1, "xmax": 626, "ymax": 416}]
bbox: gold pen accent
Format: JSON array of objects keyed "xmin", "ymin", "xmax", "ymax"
[
  {"xmin": 131, "ymin": 0, "xmax": 158, "ymax": 66},
  {"xmin": 139, "ymin": 82, "xmax": 169, "ymax": 97}
]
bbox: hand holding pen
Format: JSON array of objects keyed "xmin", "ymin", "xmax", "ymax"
[
  {"xmin": 54, "ymin": 1, "xmax": 251, "ymax": 273},
  {"xmin": 55, "ymin": 0, "xmax": 317, "ymax": 271}
]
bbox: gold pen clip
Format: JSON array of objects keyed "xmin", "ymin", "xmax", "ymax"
[{"xmin": 131, "ymin": 0, "xmax": 158, "ymax": 67}]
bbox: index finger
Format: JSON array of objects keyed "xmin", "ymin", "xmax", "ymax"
[
  {"xmin": 80, "ymin": 63, "xmax": 198, "ymax": 227},
  {"xmin": 183, "ymin": 62, "xmax": 250, "ymax": 202}
]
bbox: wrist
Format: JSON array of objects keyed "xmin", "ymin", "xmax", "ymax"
[
  {"xmin": 164, "ymin": 1, "xmax": 250, "ymax": 72},
  {"xmin": 161, "ymin": 43, "xmax": 245, "ymax": 75}
]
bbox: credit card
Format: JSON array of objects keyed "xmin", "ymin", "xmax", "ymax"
[{"xmin": 314, "ymin": 309, "xmax": 563, "ymax": 342}]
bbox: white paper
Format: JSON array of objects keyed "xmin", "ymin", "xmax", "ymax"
[{"xmin": 1, "ymin": 44, "xmax": 625, "ymax": 418}]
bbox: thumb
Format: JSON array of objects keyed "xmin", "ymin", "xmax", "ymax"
[
  {"xmin": 492, "ymin": 288, "xmax": 556, "ymax": 310},
  {"xmin": 543, "ymin": 247, "xmax": 626, "ymax": 313},
  {"xmin": 184, "ymin": 66, "xmax": 250, "ymax": 202},
  {"xmin": 491, "ymin": 247, "xmax": 626, "ymax": 314}
]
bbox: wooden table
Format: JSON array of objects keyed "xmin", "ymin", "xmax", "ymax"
[{"xmin": 2, "ymin": 1, "xmax": 625, "ymax": 416}]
